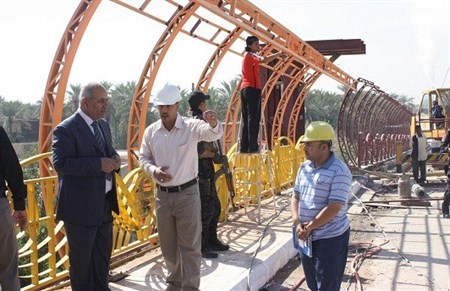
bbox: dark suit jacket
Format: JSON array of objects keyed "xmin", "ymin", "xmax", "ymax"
[
  {"xmin": 52, "ymin": 112, "xmax": 119, "ymax": 226},
  {"xmin": 0, "ymin": 126, "xmax": 27, "ymax": 210}
]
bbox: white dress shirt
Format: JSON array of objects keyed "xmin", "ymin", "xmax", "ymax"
[
  {"xmin": 139, "ymin": 113, "xmax": 223, "ymax": 186},
  {"xmin": 77, "ymin": 109, "xmax": 112, "ymax": 193}
]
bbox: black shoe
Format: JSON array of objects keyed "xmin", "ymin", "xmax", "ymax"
[
  {"xmin": 209, "ymin": 240, "xmax": 230, "ymax": 251},
  {"xmin": 201, "ymin": 249, "xmax": 218, "ymax": 259},
  {"xmin": 443, "ymin": 213, "xmax": 450, "ymax": 219}
]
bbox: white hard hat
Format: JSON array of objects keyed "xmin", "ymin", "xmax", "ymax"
[{"xmin": 152, "ymin": 83, "xmax": 182, "ymax": 105}]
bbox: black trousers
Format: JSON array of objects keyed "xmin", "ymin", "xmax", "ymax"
[
  {"xmin": 412, "ymin": 160, "xmax": 426, "ymax": 183},
  {"xmin": 240, "ymin": 87, "xmax": 261, "ymax": 153},
  {"xmin": 199, "ymin": 179, "xmax": 221, "ymax": 249},
  {"xmin": 64, "ymin": 196, "xmax": 113, "ymax": 291}
]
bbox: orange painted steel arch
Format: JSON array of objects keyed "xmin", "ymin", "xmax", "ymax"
[
  {"xmin": 196, "ymin": 0, "xmax": 356, "ymax": 89},
  {"xmin": 39, "ymin": 0, "xmax": 101, "ymax": 177},
  {"xmin": 223, "ymin": 79, "xmax": 243, "ymax": 151},
  {"xmin": 259, "ymin": 57, "xmax": 295, "ymax": 145},
  {"xmin": 286, "ymin": 54, "xmax": 341, "ymax": 141},
  {"xmin": 127, "ymin": 2, "xmax": 200, "ymax": 169},
  {"xmin": 196, "ymin": 27, "xmax": 243, "ymax": 92},
  {"xmin": 37, "ymin": 0, "xmax": 358, "ymax": 171},
  {"xmin": 261, "ymin": 56, "xmax": 294, "ymax": 111},
  {"xmin": 271, "ymin": 66, "xmax": 310, "ymax": 140},
  {"xmin": 287, "ymin": 71, "xmax": 323, "ymax": 140},
  {"xmin": 275, "ymin": 55, "xmax": 341, "ymax": 141}
]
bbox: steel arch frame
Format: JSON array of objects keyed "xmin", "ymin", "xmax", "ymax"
[
  {"xmin": 39, "ymin": 0, "xmax": 101, "ymax": 177},
  {"xmin": 127, "ymin": 2, "xmax": 201, "ymax": 168},
  {"xmin": 196, "ymin": 27, "xmax": 243, "ymax": 92},
  {"xmin": 39, "ymin": 0, "xmax": 362, "ymax": 172},
  {"xmin": 337, "ymin": 78, "xmax": 413, "ymax": 168},
  {"xmin": 287, "ymin": 70, "xmax": 323, "ymax": 139}
]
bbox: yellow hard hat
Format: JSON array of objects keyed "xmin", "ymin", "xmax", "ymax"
[{"xmin": 299, "ymin": 121, "xmax": 335, "ymax": 142}]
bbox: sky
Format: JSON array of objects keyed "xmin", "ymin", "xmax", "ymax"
[{"xmin": 0, "ymin": 0, "xmax": 449, "ymax": 105}]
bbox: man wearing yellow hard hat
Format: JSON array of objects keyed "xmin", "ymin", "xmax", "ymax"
[{"xmin": 291, "ymin": 121, "xmax": 352, "ymax": 291}]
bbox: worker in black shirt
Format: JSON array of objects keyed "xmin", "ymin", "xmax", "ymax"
[
  {"xmin": 0, "ymin": 126, "xmax": 28, "ymax": 291},
  {"xmin": 189, "ymin": 91, "xmax": 230, "ymax": 259}
]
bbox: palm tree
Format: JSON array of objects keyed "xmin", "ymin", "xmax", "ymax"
[
  {"xmin": 305, "ymin": 89, "xmax": 344, "ymax": 128},
  {"xmin": 0, "ymin": 100, "xmax": 30, "ymax": 141},
  {"xmin": 108, "ymin": 81, "xmax": 136, "ymax": 148},
  {"xmin": 217, "ymin": 76, "xmax": 239, "ymax": 99},
  {"xmin": 179, "ymin": 88, "xmax": 191, "ymax": 117},
  {"xmin": 210, "ymin": 76, "xmax": 239, "ymax": 120},
  {"xmin": 101, "ymin": 81, "xmax": 113, "ymax": 93},
  {"xmin": 64, "ymin": 84, "xmax": 81, "ymax": 118},
  {"xmin": 337, "ymin": 83, "xmax": 350, "ymax": 94},
  {"xmin": 390, "ymin": 93, "xmax": 415, "ymax": 113},
  {"xmin": 101, "ymin": 81, "xmax": 115, "ymax": 124}
]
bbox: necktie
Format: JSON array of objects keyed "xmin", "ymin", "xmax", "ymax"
[{"xmin": 92, "ymin": 121, "xmax": 112, "ymax": 181}]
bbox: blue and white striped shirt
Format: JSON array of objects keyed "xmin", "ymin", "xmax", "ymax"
[{"xmin": 293, "ymin": 152, "xmax": 352, "ymax": 241}]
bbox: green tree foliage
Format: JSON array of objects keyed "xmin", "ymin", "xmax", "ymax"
[
  {"xmin": 22, "ymin": 145, "xmax": 39, "ymax": 180},
  {"xmin": 209, "ymin": 77, "xmax": 239, "ymax": 120},
  {"xmin": 0, "ymin": 100, "xmax": 31, "ymax": 142},
  {"xmin": 178, "ymin": 88, "xmax": 191, "ymax": 117},
  {"xmin": 108, "ymin": 81, "xmax": 136, "ymax": 149},
  {"xmin": 389, "ymin": 92, "xmax": 416, "ymax": 113},
  {"xmin": 304, "ymin": 89, "xmax": 344, "ymax": 128},
  {"xmin": 64, "ymin": 83, "xmax": 82, "ymax": 118}
]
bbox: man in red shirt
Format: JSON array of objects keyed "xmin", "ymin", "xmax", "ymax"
[{"xmin": 240, "ymin": 35, "xmax": 284, "ymax": 153}]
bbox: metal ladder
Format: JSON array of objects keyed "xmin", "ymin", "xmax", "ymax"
[{"xmin": 233, "ymin": 102, "xmax": 277, "ymax": 224}]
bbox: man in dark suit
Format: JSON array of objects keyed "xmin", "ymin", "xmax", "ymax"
[{"xmin": 52, "ymin": 82, "xmax": 120, "ymax": 291}]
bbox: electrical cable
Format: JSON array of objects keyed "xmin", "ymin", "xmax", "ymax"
[
  {"xmin": 441, "ymin": 63, "xmax": 450, "ymax": 87},
  {"xmin": 260, "ymin": 178, "xmax": 442, "ymax": 291},
  {"xmin": 347, "ymin": 180, "xmax": 441, "ymax": 290},
  {"xmin": 288, "ymin": 179, "xmax": 386, "ymax": 291}
]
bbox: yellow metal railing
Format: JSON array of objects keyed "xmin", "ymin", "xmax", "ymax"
[{"xmin": 8, "ymin": 137, "xmax": 305, "ymax": 290}]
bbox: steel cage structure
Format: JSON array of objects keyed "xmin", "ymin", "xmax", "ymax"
[{"xmin": 337, "ymin": 78, "xmax": 413, "ymax": 168}]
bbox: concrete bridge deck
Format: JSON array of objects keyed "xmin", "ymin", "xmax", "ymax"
[{"xmin": 53, "ymin": 183, "xmax": 450, "ymax": 291}]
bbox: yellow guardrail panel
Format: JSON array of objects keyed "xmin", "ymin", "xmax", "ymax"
[{"xmin": 13, "ymin": 136, "xmax": 305, "ymax": 289}]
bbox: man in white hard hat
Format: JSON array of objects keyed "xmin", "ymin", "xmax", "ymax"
[
  {"xmin": 291, "ymin": 121, "xmax": 352, "ymax": 291},
  {"xmin": 139, "ymin": 83, "xmax": 223, "ymax": 291}
]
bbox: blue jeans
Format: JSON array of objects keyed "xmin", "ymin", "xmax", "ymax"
[{"xmin": 300, "ymin": 227, "xmax": 350, "ymax": 291}]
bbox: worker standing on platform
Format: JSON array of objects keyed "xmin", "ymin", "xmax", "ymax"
[
  {"xmin": 410, "ymin": 125, "xmax": 427, "ymax": 184},
  {"xmin": 240, "ymin": 35, "xmax": 284, "ymax": 153},
  {"xmin": 291, "ymin": 121, "xmax": 352, "ymax": 291},
  {"xmin": 139, "ymin": 83, "xmax": 223, "ymax": 290},
  {"xmin": 188, "ymin": 91, "xmax": 230, "ymax": 259},
  {"xmin": 432, "ymin": 100, "xmax": 445, "ymax": 128}
]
